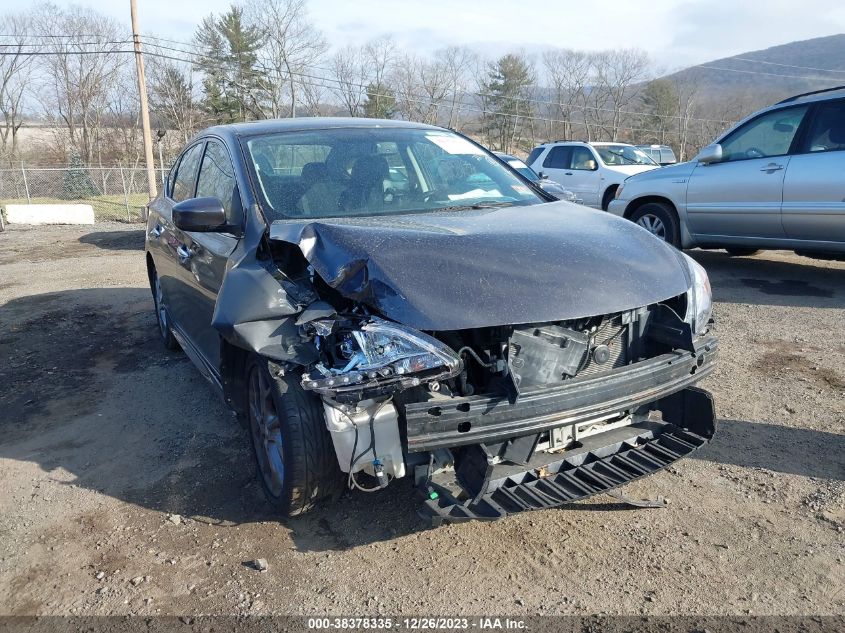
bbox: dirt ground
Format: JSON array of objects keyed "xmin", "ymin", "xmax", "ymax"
[{"xmin": 0, "ymin": 223, "xmax": 843, "ymax": 617}]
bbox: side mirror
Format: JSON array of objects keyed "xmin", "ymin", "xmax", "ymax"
[
  {"xmin": 696, "ymin": 144, "xmax": 723, "ymax": 165},
  {"xmin": 538, "ymin": 171, "xmax": 547, "ymax": 180},
  {"xmin": 172, "ymin": 197, "xmax": 227, "ymax": 232}
]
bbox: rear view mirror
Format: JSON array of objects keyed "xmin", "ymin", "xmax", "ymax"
[
  {"xmin": 696, "ymin": 144, "xmax": 723, "ymax": 165},
  {"xmin": 172, "ymin": 197, "xmax": 227, "ymax": 232}
]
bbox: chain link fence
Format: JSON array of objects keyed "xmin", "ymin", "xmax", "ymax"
[{"xmin": 0, "ymin": 166, "xmax": 170, "ymax": 223}]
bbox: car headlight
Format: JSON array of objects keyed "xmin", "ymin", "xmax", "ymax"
[
  {"xmin": 302, "ymin": 318, "xmax": 462, "ymax": 394},
  {"xmin": 682, "ymin": 253, "xmax": 712, "ymax": 336}
]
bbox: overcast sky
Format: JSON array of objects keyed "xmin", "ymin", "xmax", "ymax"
[{"xmin": 67, "ymin": 0, "xmax": 845, "ymax": 70}]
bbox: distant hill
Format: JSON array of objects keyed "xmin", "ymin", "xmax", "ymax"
[{"xmin": 663, "ymin": 34, "xmax": 845, "ymax": 104}]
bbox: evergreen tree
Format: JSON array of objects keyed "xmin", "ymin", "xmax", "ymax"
[
  {"xmin": 61, "ymin": 151, "xmax": 96, "ymax": 200},
  {"xmin": 195, "ymin": 5, "xmax": 262, "ymax": 123},
  {"xmin": 482, "ymin": 54, "xmax": 535, "ymax": 152},
  {"xmin": 641, "ymin": 79, "xmax": 679, "ymax": 144},
  {"xmin": 362, "ymin": 82, "xmax": 396, "ymax": 119}
]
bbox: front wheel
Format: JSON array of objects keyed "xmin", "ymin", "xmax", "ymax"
[
  {"xmin": 245, "ymin": 356, "xmax": 341, "ymax": 516},
  {"xmin": 630, "ymin": 202, "xmax": 681, "ymax": 248},
  {"xmin": 152, "ymin": 269, "xmax": 179, "ymax": 350}
]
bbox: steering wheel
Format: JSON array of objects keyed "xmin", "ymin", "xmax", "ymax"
[{"xmin": 745, "ymin": 147, "xmax": 765, "ymax": 159}]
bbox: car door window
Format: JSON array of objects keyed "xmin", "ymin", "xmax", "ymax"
[
  {"xmin": 802, "ymin": 100, "xmax": 845, "ymax": 153},
  {"xmin": 171, "ymin": 143, "xmax": 204, "ymax": 201},
  {"xmin": 196, "ymin": 140, "xmax": 242, "ymax": 226},
  {"xmin": 720, "ymin": 106, "xmax": 808, "ymax": 162},
  {"xmin": 570, "ymin": 147, "xmax": 597, "ymax": 170},
  {"xmin": 526, "ymin": 147, "xmax": 544, "ymax": 166},
  {"xmin": 543, "ymin": 146, "xmax": 571, "ymax": 169}
]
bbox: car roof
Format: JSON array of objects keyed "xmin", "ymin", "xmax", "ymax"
[
  {"xmin": 196, "ymin": 117, "xmax": 444, "ymax": 143},
  {"xmin": 493, "ymin": 152, "xmax": 519, "ymax": 160},
  {"xmin": 536, "ymin": 140, "xmax": 635, "ymax": 148}
]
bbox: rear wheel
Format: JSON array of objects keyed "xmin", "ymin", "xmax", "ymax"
[
  {"xmin": 725, "ymin": 247, "xmax": 760, "ymax": 256},
  {"xmin": 245, "ymin": 356, "xmax": 341, "ymax": 516},
  {"xmin": 152, "ymin": 269, "xmax": 179, "ymax": 350},
  {"xmin": 630, "ymin": 202, "xmax": 681, "ymax": 248}
]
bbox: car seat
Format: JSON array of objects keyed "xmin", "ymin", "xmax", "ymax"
[{"xmin": 341, "ymin": 155, "xmax": 389, "ymax": 211}]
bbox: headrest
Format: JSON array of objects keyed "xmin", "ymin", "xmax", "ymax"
[
  {"xmin": 301, "ymin": 162, "xmax": 328, "ymax": 183},
  {"xmin": 350, "ymin": 155, "xmax": 389, "ymax": 184}
]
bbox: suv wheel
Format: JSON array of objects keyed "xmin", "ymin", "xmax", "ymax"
[
  {"xmin": 245, "ymin": 355, "xmax": 341, "ymax": 516},
  {"xmin": 630, "ymin": 202, "xmax": 681, "ymax": 248},
  {"xmin": 152, "ymin": 270, "xmax": 179, "ymax": 350}
]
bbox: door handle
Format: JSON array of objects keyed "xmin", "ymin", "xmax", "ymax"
[
  {"xmin": 760, "ymin": 163, "xmax": 784, "ymax": 172},
  {"xmin": 176, "ymin": 244, "xmax": 193, "ymax": 264},
  {"xmin": 565, "ymin": 172, "xmax": 573, "ymax": 176},
  {"xmin": 149, "ymin": 224, "xmax": 163, "ymax": 238}
]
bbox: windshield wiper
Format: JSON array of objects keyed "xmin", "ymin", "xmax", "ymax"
[{"xmin": 438, "ymin": 200, "xmax": 515, "ymax": 212}]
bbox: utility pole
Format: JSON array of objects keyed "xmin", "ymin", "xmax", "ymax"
[{"xmin": 130, "ymin": 0, "xmax": 158, "ymax": 199}]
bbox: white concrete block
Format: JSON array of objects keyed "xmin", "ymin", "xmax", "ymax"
[{"xmin": 3, "ymin": 203, "xmax": 96, "ymax": 225}]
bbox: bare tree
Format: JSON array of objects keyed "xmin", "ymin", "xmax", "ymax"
[
  {"xmin": 329, "ymin": 45, "xmax": 369, "ymax": 116},
  {"xmin": 541, "ymin": 48, "xmax": 591, "ymax": 141},
  {"xmin": 0, "ymin": 12, "xmax": 32, "ymax": 166},
  {"xmin": 245, "ymin": 0, "xmax": 326, "ymax": 118},
  {"xmin": 392, "ymin": 53, "xmax": 425, "ymax": 121},
  {"xmin": 31, "ymin": 2, "xmax": 126, "ymax": 163},
  {"xmin": 439, "ymin": 46, "xmax": 475, "ymax": 130},
  {"xmin": 589, "ymin": 49, "xmax": 652, "ymax": 141},
  {"xmin": 148, "ymin": 57, "xmax": 203, "ymax": 145},
  {"xmin": 363, "ymin": 36, "xmax": 396, "ymax": 117}
]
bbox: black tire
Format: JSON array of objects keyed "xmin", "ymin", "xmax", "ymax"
[
  {"xmin": 725, "ymin": 247, "xmax": 761, "ymax": 257},
  {"xmin": 601, "ymin": 186, "xmax": 618, "ymax": 211},
  {"xmin": 245, "ymin": 356, "xmax": 341, "ymax": 516},
  {"xmin": 151, "ymin": 268, "xmax": 179, "ymax": 350},
  {"xmin": 630, "ymin": 202, "xmax": 681, "ymax": 248}
]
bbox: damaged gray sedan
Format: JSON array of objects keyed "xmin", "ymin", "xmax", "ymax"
[{"xmin": 145, "ymin": 118, "xmax": 717, "ymax": 524}]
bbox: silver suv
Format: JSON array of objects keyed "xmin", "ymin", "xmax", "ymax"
[{"xmin": 609, "ymin": 86, "xmax": 845, "ymax": 257}]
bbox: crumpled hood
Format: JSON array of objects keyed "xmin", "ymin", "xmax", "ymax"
[{"xmin": 269, "ymin": 202, "xmax": 692, "ymax": 331}]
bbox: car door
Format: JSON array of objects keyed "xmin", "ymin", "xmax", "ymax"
[
  {"xmin": 540, "ymin": 146, "xmax": 602, "ymax": 207},
  {"xmin": 685, "ymin": 104, "xmax": 809, "ymax": 240},
  {"xmin": 781, "ymin": 99, "xmax": 845, "ymax": 243},
  {"xmin": 150, "ymin": 140, "xmax": 205, "ymax": 338},
  {"xmin": 172, "ymin": 139, "xmax": 243, "ymax": 374},
  {"xmin": 566, "ymin": 146, "xmax": 602, "ymax": 207},
  {"xmin": 539, "ymin": 145, "xmax": 572, "ymax": 188}
]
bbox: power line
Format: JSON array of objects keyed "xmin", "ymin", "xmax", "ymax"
[
  {"xmin": 695, "ymin": 64, "xmax": 837, "ymax": 82},
  {"xmin": 141, "ymin": 36, "xmax": 740, "ymax": 126},
  {"xmin": 731, "ymin": 56, "xmax": 845, "ymax": 75}
]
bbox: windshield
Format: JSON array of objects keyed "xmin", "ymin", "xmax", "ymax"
[
  {"xmin": 244, "ymin": 127, "xmax": 544, "ymax": 219},
  {"xmin": 595, "ymin": 144, "xmax": 658, "ymax": 166},
  {"xmin": 505, "ymin": 158, "xmax": 540, "ymax": 182}
]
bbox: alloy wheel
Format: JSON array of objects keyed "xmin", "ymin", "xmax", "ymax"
[
  {"xmin": 248, "ymin": 365, "xmax": 285, "ymax": 498},
  {"xmin": 154, "ymin": 276, "xmax": 169, "ymax": 339},
  {"xmin": 636, "ymin": 214, "xmax": 667, "ymax": 240}
]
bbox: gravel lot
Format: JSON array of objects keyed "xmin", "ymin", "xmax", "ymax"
[{"xmin": 0, "ymin": 223, "xmax": 843, "ymax": 617}]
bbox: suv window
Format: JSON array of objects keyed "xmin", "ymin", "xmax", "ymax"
[
  {"xmin": 570, "ymin": 147, "xmax": 597, "ymax": 170},
  {"xmin": 171, "ymin": 143, "xmax": 204, "ymax": 201},
  {"xmin": 526, "ymin": 147, "xmax": 544, "ymax": 166},
  {"xmin": 196, "ymin": 140, "xmax": 242, "ymax": 226},
  {"xmin": 803, "ymin": 100, "xmax": 845, "ymax": 153},
  {"xmin": 543, "ymin": 146, "xmax": 571, "ymax": 169},
  {"xmin": 720, "ymin": 106, "xmax": 808, "ymax": 162}
]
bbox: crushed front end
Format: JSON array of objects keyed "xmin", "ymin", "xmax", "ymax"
[{"xmin": 297, "ymin": 291, "xmax": 717, "ymax": 524}]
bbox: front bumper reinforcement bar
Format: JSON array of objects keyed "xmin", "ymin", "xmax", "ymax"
[{"xmin": 419, "ymin": 387, "xmax": 716, "ymax": 525}]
